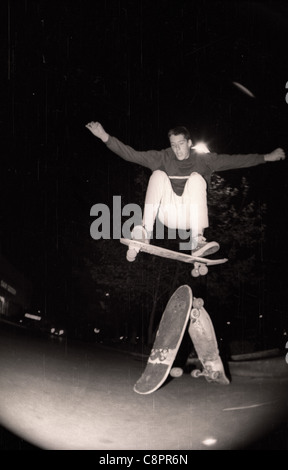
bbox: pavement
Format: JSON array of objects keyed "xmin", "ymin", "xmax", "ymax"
[{"xmin": 0, "ymin": 320, "xmax": 288, "ymax": 451}]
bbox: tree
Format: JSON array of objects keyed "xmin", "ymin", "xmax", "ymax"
[{"xmin": 205, "ymin": 174, "xmax": 266, "ymax": 303}]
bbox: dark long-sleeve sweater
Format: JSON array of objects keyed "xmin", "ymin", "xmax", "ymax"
[{"xmin": 106, "ymin": 136, "xmax": 266, "ymax": 196}]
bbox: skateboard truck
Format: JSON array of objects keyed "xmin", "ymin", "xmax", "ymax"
[
  {"xmin": 126, "ymin": 242, "xmax": 141, "ymax": 262},
  {"xmin": 191, "ymin": 262, "xmax": 208, "ymax": 277}
]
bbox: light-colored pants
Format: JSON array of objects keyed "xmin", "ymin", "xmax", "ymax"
[{"xmin": 143, "ymin": 170, "xmax": 208, "ymax": 237}]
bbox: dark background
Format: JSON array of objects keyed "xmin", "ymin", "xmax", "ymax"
[{"xmin": 1, "ymin": 0, "xmax": 288, "ymax": 345}]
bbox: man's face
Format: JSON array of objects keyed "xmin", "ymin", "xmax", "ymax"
[{"xmin": 169, "ymin": 134, "xmax": 192, "ymax": 160}]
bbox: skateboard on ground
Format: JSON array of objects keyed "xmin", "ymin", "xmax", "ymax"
[
  {"xmin": 120, "ymin": 238, "xmax": 228, "ymax": 277},
  {"xmin": 134, "ymin": 285, "xmax": 193, "ymax": 394},
  {"xmin": 186, "ymin": 297, "xmax": 229, "ymax": 384}
]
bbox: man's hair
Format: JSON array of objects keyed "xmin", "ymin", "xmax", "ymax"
[{"xmin": 168, "ymin": 126, "xmax": 191, "ymax": 141}]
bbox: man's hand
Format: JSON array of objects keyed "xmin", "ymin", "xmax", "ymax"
[
  {"xmin": 264, "ymin": 148, "xmax": 286, "ymax": 162},
  {"xmin": 85, "ymin": 121, "xmax": 109, "ymax": 143}
]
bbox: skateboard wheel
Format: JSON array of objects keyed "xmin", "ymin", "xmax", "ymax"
[
  {"xmin": 126, "ymin": 248, "xmax": 137, "ymax": 262},
  {"xmin": 191, "ymin": 308, "xmax": 200, "ymax": 319},
  {"xmin": 210, "ymin": 371, "xmax": 220, "ymax": 380},
  {"xmin": 170, "ymin": 367, "xmax": 183, "ymax": 378},
  {"xmin": 191, "ymin": 369, "xmax": 201, "ymax": 378},
  {"xmin": 191, "ymin": 268, "xmax": 200, "ymax": 277},
  {"xmin": 199, "ymin": 265, "xmax": 208, "ymax": 276},
  {"xmin": 193, "ymin": 298, "xmax": 204, "ymax": 309}
]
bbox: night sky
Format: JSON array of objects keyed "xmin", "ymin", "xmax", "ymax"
[{"xmin": 1, "ymin": 1, "xmax": 288, "ymax": 328}]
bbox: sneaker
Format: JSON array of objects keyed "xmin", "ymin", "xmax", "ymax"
[
  {"xmin": 192, "ymin": 235, "xmax": 219, "ymax": 257},
  {"xmin": 131, "ymin": 225, "xmax": 151, "ymax": 244}
]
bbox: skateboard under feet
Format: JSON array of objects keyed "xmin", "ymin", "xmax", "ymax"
[{"xmin": 120, "ymin": 238, "xmax": 228, "ymax": 278}]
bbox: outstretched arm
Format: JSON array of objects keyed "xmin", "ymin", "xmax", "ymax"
[
  {"xmin": 85, "ymin": 120, "xmax": 168, "ymax": 171},
  {"xmin": 208, "ymin": 146, "xmax": 286, "ymax": 172},
  {"xmin": 264, "ymin": 148, "xmax": 286, "ymax": 162},
  {"xmin": 86, "ymin": 121, "xmax": 109, "ymax": 142}
]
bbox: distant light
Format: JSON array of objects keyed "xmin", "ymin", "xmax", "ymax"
[
  {"xmin": 59, "ymin": 330, "xmax": 64, "ymax": 336},
  {"xmin": 202, "ymin": 437, "xmax": 217, "ymax": 446},
  {"xmin": 232, "ymin": 81, "xmax": 255, "ymax": 98},
  {"xmin": 192, "ymin": 143, "xmax": 210, "ymax": 153},
  {"xmin": 105, "ymin": 292, "xmax": 110, "ymax": 297},
  {"xmin": 51, "ymin": 328, "xmax": 55, "ymax": 333},
  {"xmin": 259, "ymin": 314, "xmax": 263, "ymax": 319},
  {"xmin": 226, "ymin": 321, "xmax": 231, "ymax": 325},
  {"xmin": 24, "ymin": 313, "xmax": 41, "ymax": 321},
  {"xmin": 94, "ymin": 328, "xmax": 100, "ymax": 334}
]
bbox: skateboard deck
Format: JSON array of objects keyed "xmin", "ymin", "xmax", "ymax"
[
  {"xmin": 120, "ymin": 238, "xmax": 228, "ymax": 277},
  {"xmin": 188, "ymin": 298, "xmax": 230, "ymax": 384},
  {"xmin": 134, "ymin": 284, "xmax": 193, "ymax": 394}
]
